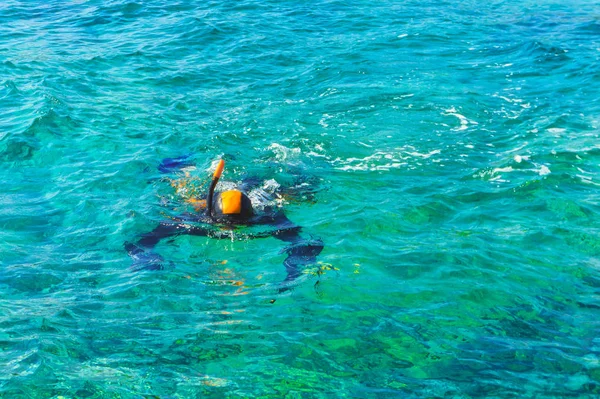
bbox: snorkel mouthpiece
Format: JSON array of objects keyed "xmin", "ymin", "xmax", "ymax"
[{"xmin": 206, "ymin": 159, "xmax": 225, "ymax": 217}]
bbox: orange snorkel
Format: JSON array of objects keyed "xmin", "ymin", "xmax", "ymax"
[{"xmin": 206, "ymin": 159, "xmax": 225, "ymax": 217}]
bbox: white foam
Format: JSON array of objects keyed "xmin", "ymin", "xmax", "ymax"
[
  {"xmin": 405, "ymin": 149, "xmax": 441, "ymax": 159},
  {"xmin": 578, "ymin": 175, "xmax": 600, "ymax": 187},
  {"xmin": 513, "ymin": 154, "xmax": 529, "ymax": 163},
  {"xmin": 207, "ymin": 158, "xmax": 224, "ymax": 172},
  {"xmin": 262, "ymin": 179, "xmax": 281, "ymax": 193},
  {"xmin": 305, "ymin": 151, "xmax": 328, "ymax": 158},
  {"xmin": 333, "ymin": 150, "xmax": 408, "ymax": 171},
  {"xmin": 319, "ymin": 113, "xmax": 333, "ymax": 128},
  {"xmin": 332, "ymin": 146, "xmax": 447, "ymax": 172},
  {"xmin": 493, "ymin": 166, "xmax": 514, "ymax": 174},
  {"xmin": 337, "ymin": 162, "xmax": 407, "ymax": 171},
  {"xmin": 506, "ymin": 143, "xmax": 528, "ymax": 153},
  {"xmin": 538, "ymin": 165, "xmax": 551, "ymax": 176},
  {"xmin": 442, "ymin": 107, "xmax": 477, "ymax": 131},
  {"xmin": 547, "ymin": 128, "xmax": 566, "ymax": 134},
  {"xmin": 246, "ymin": 179, "xmax": 284, "ymax": 210},
  {"xmin": 267, "ymin": 143, "xmax": 301, "ymax": 162},
  {"xmin": 577, "ymin": 167, "xmax": 591, "ymax": 174},
  {"xmin": 393, "ymin": 94, "xmax": 414, "ymax": 99}
]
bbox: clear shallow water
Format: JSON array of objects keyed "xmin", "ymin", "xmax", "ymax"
[{"xmin": 2, "ymin": 0, "xmax": 600, "ymax": 397}]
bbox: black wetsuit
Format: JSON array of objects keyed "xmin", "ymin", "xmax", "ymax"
[{"xmin": 125, "ymin": 156, "xmax": 324, "ymax": 288}]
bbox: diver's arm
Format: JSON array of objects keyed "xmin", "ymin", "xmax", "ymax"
[
  {"xmin": 186, "ymin": 225, "xmax": 229, "ymax": 238},
  {"xmin": 125, "ymin": 221, "xmax": 217, "ymax": 271},
  {"xmin": 127, "ymin": 157, "xmax": 215, "ymax": 270},
  {"xmin": 125, "ymin": 222, "xmax": 183, "ymax": 271},
  {"xmin": 130, "ymin": 218, "xmax": 225, "ymax": 249},
  {"xmin": 136, "ymin": 223, "xmax": 183, "ymax": 248}
]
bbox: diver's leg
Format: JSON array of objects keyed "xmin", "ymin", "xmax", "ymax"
[{"xmin": 158, "ymin": 154, "xmax": 194, "ymax": 173}]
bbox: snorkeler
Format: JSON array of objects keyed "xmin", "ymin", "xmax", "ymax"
[{"xmin": 125, "ymin": 156, "xmax": 324, "ymax": 290}]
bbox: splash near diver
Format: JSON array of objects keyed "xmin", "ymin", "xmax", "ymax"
[{"xmin": 125, "ymin": 157, "xmax": 324, "ymax": 291}]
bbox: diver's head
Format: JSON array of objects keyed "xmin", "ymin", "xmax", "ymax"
[
  {"xmin": 206, "ymin": 159, "xmax": 253, "ymax": 222},
  {"xmin": 211, "ymin": 190, "xmax": 253, "ymax": 222}
]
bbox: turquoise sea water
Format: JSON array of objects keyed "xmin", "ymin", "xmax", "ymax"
[{"xmin": 2, "ymin": 0, "xmax": 600, "ymax": 397}]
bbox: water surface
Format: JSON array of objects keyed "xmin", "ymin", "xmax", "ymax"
[{"xmin": 1, "ymin": 0, "xmax": 600, "ymax": 397}]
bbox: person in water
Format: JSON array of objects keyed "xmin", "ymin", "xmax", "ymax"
[{"xmin": 125, "ymin": 156, "xmax": 324, "ymax": 289}]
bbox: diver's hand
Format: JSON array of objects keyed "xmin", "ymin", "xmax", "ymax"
[
  {"xmin": 124, "ymin": 242, "xmax": 165, "ymax": 271},
  {"xmin": 282, "ymin": 239, "xmax": 324, "ymax": 259},
  {"xmin": 281, "ymin": 239, "xmax": 324, "ymax": 284}
]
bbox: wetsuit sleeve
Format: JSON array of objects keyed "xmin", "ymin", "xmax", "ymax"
[
  {"xmin": 137, "ymin": 223, "xmax": 182, "ymax": 248},
  {"xmin": 125, "ymin": 221, "xmax": 217, "ymax": 271},
  {"xmin": 124, "ymin": 222, "xmax": 182, "ymax": 271}
]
